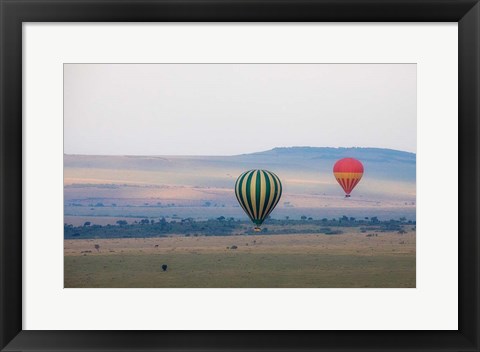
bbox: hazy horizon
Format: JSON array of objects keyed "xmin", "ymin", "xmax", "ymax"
[
  {"xmin": 63, "ymin": 145, "xmax": 417, "ymax": 157},
  {"xmin": 64, "ymin": 146, "xmax": 416, "ymax": 228}
]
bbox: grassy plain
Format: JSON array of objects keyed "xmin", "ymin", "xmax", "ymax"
[{"xmin": 64, "ymin": 230, "xmax": 415, "ymax": 288}]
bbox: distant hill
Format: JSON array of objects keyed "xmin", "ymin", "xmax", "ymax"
[
  {"xmin": 231, "ymin": 147, "xmax": 415, "ymax": 183},
  {"xmin": 65, "ymin": 146, "xmax": 415, "ymax": 177},
  {"xmin": 64, "ymin": 147, "xmax": 416, "ymax": 223},
  {"xmin": 64, "ymin": 147, "xmax": 415, "ymax": 193},
  {"xmin": 246, "ymin": 146, "xmax": 415, "ymax": 163}
]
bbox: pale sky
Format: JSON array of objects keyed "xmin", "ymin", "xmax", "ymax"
[{"xmin": 64, "ymin": 64, "xmax": 416, "ymax": 155}]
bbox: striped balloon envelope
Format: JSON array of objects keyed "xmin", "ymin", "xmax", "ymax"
[
  {"xmin": 333, "ymin": 158, "xmax": 364, "ymax": 197},
  {"xmin": 235, "ymin": 169, "xmax": 282, "ymax": 231}
]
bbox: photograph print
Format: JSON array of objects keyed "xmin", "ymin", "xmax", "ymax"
[{"xmin": 64, "ymin": 63, "xmax": 416, "ymax": 288}]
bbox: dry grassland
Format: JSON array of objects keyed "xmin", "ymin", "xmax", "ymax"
[{"xmin": 65, "ymin": 231, "xmax": 415, "ymax": 288}]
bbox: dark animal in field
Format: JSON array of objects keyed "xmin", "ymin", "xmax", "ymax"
[
  {"xmin": 155, "ymin": 245, "xmax": 159, "ymax": 248},
  {"xmin": 162, "ymin": 264, "xmax": 168, "ymax": 272}
]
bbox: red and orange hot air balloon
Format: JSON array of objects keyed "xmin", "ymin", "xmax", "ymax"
[{"xmin": 333, "ymin": 158, "xmax": 364, "ymax": 197}]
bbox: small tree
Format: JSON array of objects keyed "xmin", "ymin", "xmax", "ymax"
[
  {"xmin": 94, "ymin": 244, "xmax": 100, "ymax": 252},
  {"xmin": 83, "ymin": 221, "xmax": 91, "ymax": 227}
]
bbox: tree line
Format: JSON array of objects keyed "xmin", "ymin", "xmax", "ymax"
[{"xmin": 64, "ymin": 216, "xmax": 415, "ymax": 239}]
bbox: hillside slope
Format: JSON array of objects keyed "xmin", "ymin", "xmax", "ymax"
[{"xmin": 64, "ymin": 147, "xmax": 416, "ymax": 222}]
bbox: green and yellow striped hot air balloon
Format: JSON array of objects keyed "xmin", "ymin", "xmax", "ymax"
[{"xmin": 235, "ymin": 169, "xmax": 282, "ymax": 232}]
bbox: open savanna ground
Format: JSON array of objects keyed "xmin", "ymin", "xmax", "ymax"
[{"xmin": 64, "ymin": 230, "xmax": 415, "ymax": 288}]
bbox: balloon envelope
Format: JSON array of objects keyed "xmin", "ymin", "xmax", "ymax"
[
  {"xmin": 235, "ymin": 169, "xmax": 282, "ymax": 228},
  {"xmin": 333, "ymin": 158, "xmax": 364, "ymax": 197}
]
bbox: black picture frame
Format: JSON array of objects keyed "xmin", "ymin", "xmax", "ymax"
[{"xmin": 1, "ymin": 1, "xmax": 479, "ymax": 351}]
